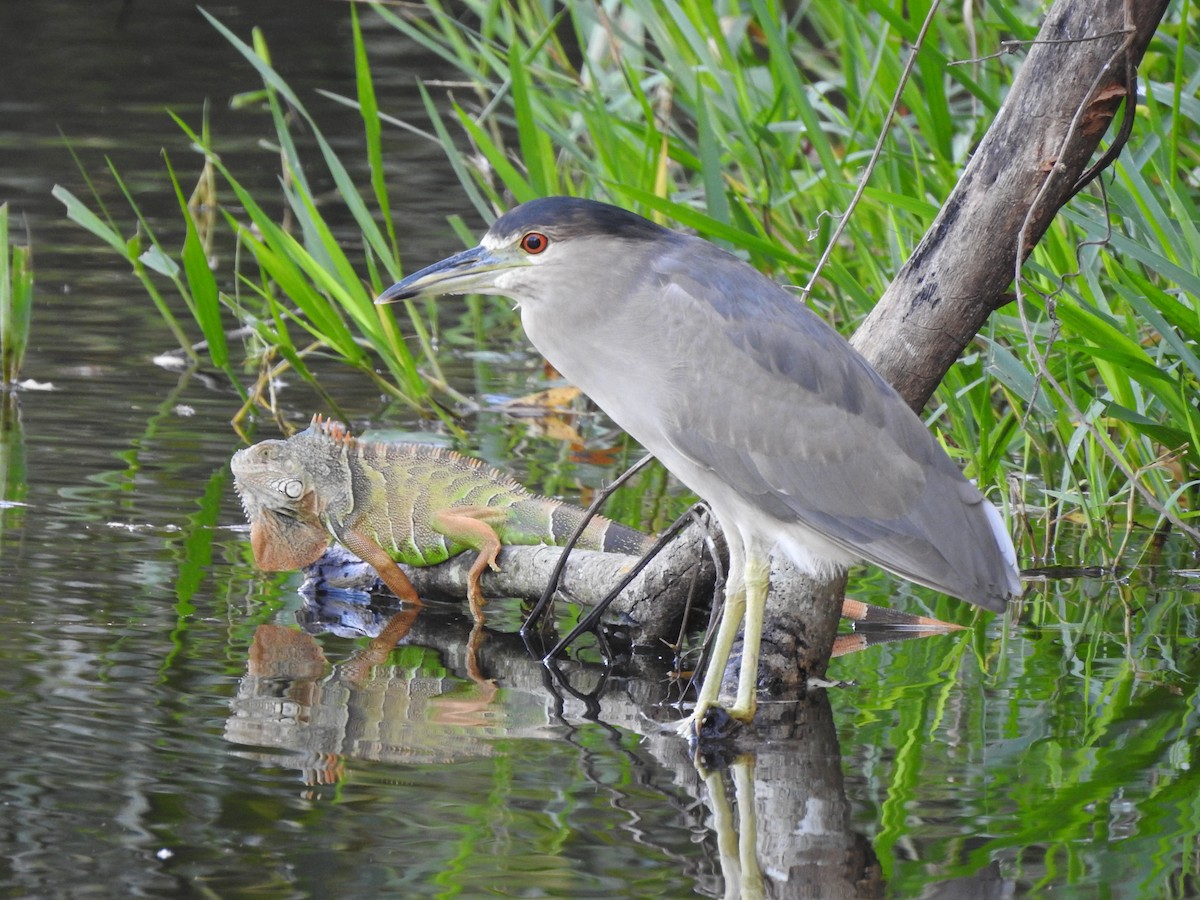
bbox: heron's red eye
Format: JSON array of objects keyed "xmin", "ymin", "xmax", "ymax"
[{"xmin": 520, "ymin": 231, "xmax": 549, "ymax": 254}]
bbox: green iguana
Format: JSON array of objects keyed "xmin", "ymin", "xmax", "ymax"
[{"xmin": 231, "ymin": 414, "xmax": 651, "ymax": 622}]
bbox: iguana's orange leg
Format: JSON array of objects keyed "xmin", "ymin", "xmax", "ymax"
[
  {"xmin": 342, "ymin": 527, "xmax": 422, "ymax": 605},
  {"xmin": 430, "ymin": 507, "xmax": 506, "ymax": 625}
]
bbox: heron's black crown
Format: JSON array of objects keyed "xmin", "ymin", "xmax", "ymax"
[{"xmin": 493, "ymin": 196, "xmax": 673, "ymax": 244}]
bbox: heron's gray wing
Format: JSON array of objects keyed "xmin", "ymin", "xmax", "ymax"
[{"xmin": 650, "ymin": 241, "xmax": 1014, "ymax": 608}]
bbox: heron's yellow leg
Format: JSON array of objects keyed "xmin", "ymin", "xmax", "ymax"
[
  {"xmin": 728, "ymin": 552, "xmax": 771, "ymax": 722},
  {"xmin": 679, "ymin": 539, "xmax": 747, "ymax": 737}
]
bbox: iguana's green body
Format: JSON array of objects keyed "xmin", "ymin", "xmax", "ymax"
[{"xmin": 231, "ymin": 414, "xmax": 651, "ymax": 621}]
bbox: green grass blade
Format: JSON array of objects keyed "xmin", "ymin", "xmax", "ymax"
[
  {"xmin": 509, "ymin": 40, "xmax": 557, "ymax": 196},
  {"xmin": 695, "ymin": 94, "xmax": 730, "ymax": 227},
  {"xmin": 162, "ymin": 152, "xmax": 227, "ymax": 370},
  {"xmin": 351, "ymin": 3, "xmax": 399, "ymax": 262},
  {"xmin": 0, "ymin": 205, "xmax": 33, "ymax": 384},
  {"xmin": 52, "ymin": 185, "xmax": 130, "ymax": 257},
  {"xmin": 617, "ymin": 186, "xmax": 806, "ymax": 268},
  {"xmin": 417, "ymin": 84, "xmax": 498, "ymax": 223},
  {"xmin": 454, "ymin": 104, "xmax": 537, "ymax": 203}
]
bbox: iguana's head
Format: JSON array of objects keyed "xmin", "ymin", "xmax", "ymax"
[{"xmin": 231, "ymin": 418, "xmax": 354, "ymax": 572}]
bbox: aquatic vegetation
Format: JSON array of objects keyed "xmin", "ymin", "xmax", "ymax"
[{"xmin": 0, "ymin": 203, "xmax": 33, "ymax": 386}]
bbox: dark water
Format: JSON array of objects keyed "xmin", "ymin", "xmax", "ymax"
[{"xmin": 3, "ymin": 3, "xmax": 1200, "ymax": 897}]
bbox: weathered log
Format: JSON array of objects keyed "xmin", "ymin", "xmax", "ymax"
[{"xmin": 303, "ymin": 516, "xmax": 720, "ymax": 648}]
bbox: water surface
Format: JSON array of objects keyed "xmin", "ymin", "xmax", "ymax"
[{"xmin": 3, "ymin": 3, "xmax": 1199, "ymax": 897}]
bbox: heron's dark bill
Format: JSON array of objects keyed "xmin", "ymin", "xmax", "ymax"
[
  {"xmin": 375, "ymin": 245, "xmax": 501, "ymax": 304},
  {"xmin": 375, "ymin": 281, "xmax": 416, "ymax": 304}
]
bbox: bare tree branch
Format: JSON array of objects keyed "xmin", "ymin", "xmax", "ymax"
[{"xmin": 851, "ymin": 0, "xmax": 1170, "ymax": 409}]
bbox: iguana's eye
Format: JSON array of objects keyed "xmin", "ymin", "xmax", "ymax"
[{"xmin": 280, "ymin": 479, "xmax": 304, "ymax": 499}]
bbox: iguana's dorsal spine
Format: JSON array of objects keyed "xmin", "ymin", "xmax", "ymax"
[{"xmin": 311, "ymin": 413, "xmax": 524, "ymax": 493}]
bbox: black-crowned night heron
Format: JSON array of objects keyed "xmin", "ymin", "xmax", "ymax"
[{"xmin": 377, "ymin": 196, "xmax": 1020, "ymax": 738}]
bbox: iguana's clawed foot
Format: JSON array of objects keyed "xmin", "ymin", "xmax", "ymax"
[
  {"xmin": 343, "ymin": 529, "xmax": 422, "ymax": 604},
  {"xmin": 464, "ymin": 541, "xmax": 503, "ymax": 625}
]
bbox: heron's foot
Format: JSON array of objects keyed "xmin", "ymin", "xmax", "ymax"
[
  {"xmin": 697, "ymin": 705, "xmax": 742, "ymax": 742},
  {"xmin": 677, "ymin": 702, "xmax": 752, "ymax": 744}
]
